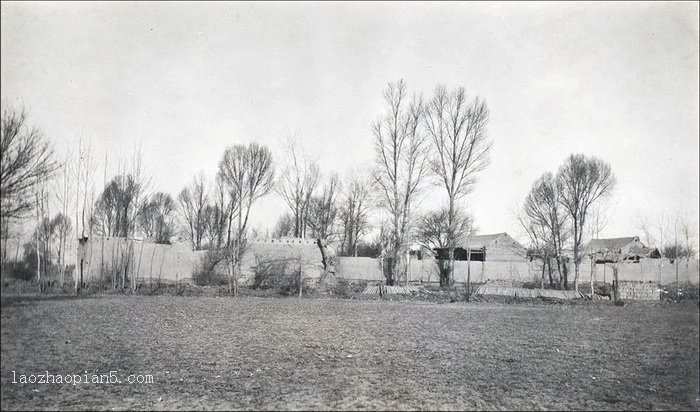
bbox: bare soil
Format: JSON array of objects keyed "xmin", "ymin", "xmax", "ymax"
[{"xmin": 1, "ymin": 294, "xmax": 698, "ymax": 410}]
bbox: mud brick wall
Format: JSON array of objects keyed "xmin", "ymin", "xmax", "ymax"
[
  {"xmin": 617, "ymin": 281, "xmax": 660, "ymax": 300},
  {"xmin": 77, "ymin": 237, "xmax": 326, "ymax": 286},
  {"xmin": 336, "ymin": 256, "xmax": 537, "ymax": 284},
  {"xmin": 77, "ymin": 237, "xmax": 199, "ymax": 284},
  {"xmin": 579, "ymin": 257, "xmax": 699, "ymax": 286}
]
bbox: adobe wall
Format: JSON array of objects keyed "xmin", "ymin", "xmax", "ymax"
[
  {"xmin": 335, "ymin": 256, "xmax": 699, "ymax": 286},
  {"xmin": 76, "ymin": 237, "xmax": 699, "ymax": 288},
  {"xmin": 77, "ymin": 237, "xmax": 199, "ymax": 283},
  {"xmin": 239, "ymin": 238, "xmax": 325, "ymax": 282},
  {"xmin": 578, "ymin": 257, "xmax": 699, "ymax": 286},
  {"xmin": 76, "ymin": 237, "xmax": 326, "ymax": 286},
  {"xmin": 336, "ymin": 256, "xmax": 536, "ymax": 284}
]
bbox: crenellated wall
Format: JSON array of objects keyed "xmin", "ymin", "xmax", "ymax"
[
  {"xmin": 76, "ymin": 237, "xmax": 326, "ymax": 285},
  {"xmin": 75, "ymin": 237, "xmax": 700, "ymax": 288}
]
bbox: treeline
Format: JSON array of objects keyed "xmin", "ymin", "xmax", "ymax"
[
  {"xmin": 517, "ymin": 157, "xmax": 695, "ymax": 293},
  {"xmin": 1, "ymin": 79, "xmax": 696, "ymax": 294}
]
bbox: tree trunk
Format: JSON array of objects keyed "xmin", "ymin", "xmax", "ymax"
[
  {"xmin": 541, "ymin": 257, "xmax": 546, "ymax": 290},
  {"xmin": 149, "ymin": 246, "xmax": 156, "ymax": 290},
  {"xmin": 1, "ymin": 217, "xmax": 8, "ymax": 266},
  {"xmin": 406, "ymin": 246, "xmax": 411, "ymax": 286},
  {"xmin": 135, "ymin": 240, "xmax": 145, "ymax": 292},
  {"xmin": 445, "ymin": 245, "xmax": 455, "ymax": 287},
  {"xmin": 36, "ymin": 219, "xmax": 41, "ymax": 292},
  {"xmin": 59, "ymin": 237, "xmax": 63, "ymax": 287},
  {"xmin": 590, "ymin": 256, "xmax": 595, "ymax": 298},
  {"xmin": 573, "ymin": 220, "xmax": 579, "ymax": 293},
  {"xmin": 446, "ymin": 201, "xmax": 456, "ymax": 288},
  {"xmin": 228, "ymin": 250, "xmax": 234, "ymax": 295},
  {"xmin": 675, "ymin": 260, "xmax": 680, "ymax": 301},
  {"xmin": 316, "ymin": 238, "xmax": 329, "ymax": 284}
]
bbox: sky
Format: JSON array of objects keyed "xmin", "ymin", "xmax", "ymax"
[{"xmin": 2, "ymin": 2, "xmax": 698, "ymax": 246}]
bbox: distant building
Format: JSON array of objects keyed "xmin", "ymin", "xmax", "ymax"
[
  {"xmin": 433, "ymin": 232, "xmax": 527, "ymax": 262},
  {"xmin": 585, "ymin": 236, "xmax": 660, "ymax": 263}
]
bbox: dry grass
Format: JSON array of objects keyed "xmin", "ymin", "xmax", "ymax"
[{"xmin": 1, "ymin": 295, "xmax": 698, "ymax": 410}]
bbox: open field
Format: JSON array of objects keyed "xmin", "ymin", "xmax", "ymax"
[{"xmin": 1, "ymin": 295, "xmax": 698, "ymax": 411}]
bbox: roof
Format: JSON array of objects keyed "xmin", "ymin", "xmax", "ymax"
[
  {"xmin": 459, "ymin": 233, "xmax": 524, "ymax": 250},
  {"xmin": 585, "ymin": 236, "xmax": 640, "ymax": 253}
]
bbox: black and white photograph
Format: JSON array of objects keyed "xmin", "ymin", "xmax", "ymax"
[{"xmin": 1, "ymin": 1, "xmax": 698, "ymax": 410}]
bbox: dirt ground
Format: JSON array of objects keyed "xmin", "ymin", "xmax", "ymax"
[{"xmin": 1, "ymin": 294, "xmax": 698, "ymax": 410}]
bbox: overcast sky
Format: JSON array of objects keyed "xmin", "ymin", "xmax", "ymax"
[{"xmin": 2, "ymin": 2, "xmax": 698, "ymax": 244}]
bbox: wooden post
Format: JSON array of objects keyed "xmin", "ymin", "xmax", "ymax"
[
  {"xmin": 149, "ymin": 245, "xmax": 156, "ymax": 290},
  {"xmin": 675, "ymin": 223, "xmax": 679, "ymax": 301},
  {"xmin": 466, "ymin": 248, "xmax": 472, "ymax": 301},
  {"xmin": 298, "ymin": 245, "xmax": 303, "ymax": 299},
  {"xmin": 590, "ymin": 253, "xmax": 595, "ymax": 298},
  {"xmin": 35, "ymin": 191, "xmax": 41, "ymax": 292},
  {"xmin": 603, "ymin": 259, "xmax": 606, "ymax": 284}
]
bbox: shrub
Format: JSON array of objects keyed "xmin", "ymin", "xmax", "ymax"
[
  {"xmin": 595, "ymin": 283, "xmax": 614, "ymax": 298},
  {"xmin": 327, "ymin": 278, "xmax": 368, "ymax": 297},
  {"xmin": 2, "ymin": 261, "xmax": 35, "ymax": 281},
  {"xmin": 193, "ymin": 249, "xmax": 228, "ymax": 286},
  {"xmin": 252, "ymin": 253, "xmax": 289, "ymax": 289},
  {"xmin": 660, "ymin": 284, "xmax": 699, "ymax": 302},
  {"xmin": 331, "ymin": 278, "xmax": 351, "ymax": 297},
  {"xmin": 250, "ymin": 253, "xmax": 316, "ymax": 296},
  {"xmin": 278, "ymin": 261, "xmax": 303, "ymax": 296}
]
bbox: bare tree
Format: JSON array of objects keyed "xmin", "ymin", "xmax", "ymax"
[
  {"xmin": 604, "ymin": 248, "xmax": 625, "ymax": 302},
  {"xmin": 53, "ymin": 150, "xmax": 75, "ymax": 286},
  {"xmin": 125, "ymin": 148, "xmax": 151, "ymax": 291},
  {"xmin": 307, "ymin": 173, "xmax": 341, "ymax": 240},
  {"xmin": 338, "ymin": 170, "xmax": 372, "ymax": 256},
  {"xmin": 417, "ymin": 207, "xmax": 474, "ymax": 251},
  {"xmin": 74, "ymin": 137, "xmax": 97, "ymax": 293},
  {"xmin": 556, "ymin": 154, "xmax": 616, "ymax": 293},
  {"xmin": 88, "ymin": 149, "xmax": 149, "ymax": 290},
  {"xmin": 1, "ymin": 106, "xmax": 58, "ymax": 269},
  {"xmin": 638, "ymin": 213, "xmax": 671, "ymax": 285},
  {"xmin": 91, "ymin": 179, "xmax": 121, "ymax": 236},
  {"xmin": 51, "ymin": 213, "xmax": 72, "ymax": 287},
  {"xmin": 373, "ymin": 80, "xmax": 430, "ymax": 286},
  {"xmin": 33, "ymin": 179, "xmax": 51, "ymax": 291},
  {"xmin": 92, "ymin": 174, "xmax": 141, "ymax": 238},
  {"xmin": 517, "ymin": 172, "xmax": 570, "ymax": 290},
  {"xmin": 75, "ymin": 138, "xmax": 97, "ymax": 239},
  {"xmin": 1, "ymin": 105, "xmax": 58, "ymax": 221},
  {"xmin": 202, "ymin": 174, "xmax": 231, "ymax": 249},
  {"xmin": 138, "ymin": 192, "xmax": 175, "ymax": 244},
  {"xmin": 218, "ymin": 142, "xmax": 275, "ymax": 296},
  {"xmin": 679, "ymin": 213, "xmax": 697, "ymax": 284},
  {"xmin": 177, "ymin": 172, "xmax": 208, "ymax": 251},
  {"xmin": 276, "ymin": 135, "xmax": 320, "ymax": 238},
  {"xmin": 425, "ymin": 85, "xmax": 491, "ymax": 287},
  {"xmin": 658, "ymin": 213, "xmax": 697, "ymax": 297},
  {"xmin": 272, "ymin": 212, "xmax": 295, "ymax": 239},
  {"xmin": 587, "ymin": 204, "xmax": 609, "ymax": 294},
  {"xmin": 518, "ymin": 212, "xmax": 551, "ymax": 290}
]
